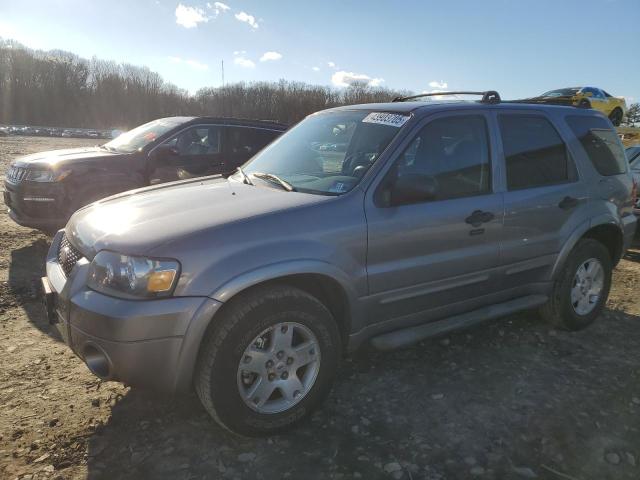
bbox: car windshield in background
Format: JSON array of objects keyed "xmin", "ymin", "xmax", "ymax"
[
  {"xmin": 103, "ymin": 118, "xmax": 185, "ymax": 153},
  {"xmin": 242, "ymin": 110, "xmax": 408, "ymax": 195},
  {"xmin": 626, "ymin": 147, "xmax": 640, "ymax": 168},
  {"xmin": 540, "ymin": 88, "xmax": 580, "ymax": 97}
]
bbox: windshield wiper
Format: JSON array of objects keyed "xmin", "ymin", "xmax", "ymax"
[
  {"xmin": 236, "ymin": 166, "xmax": 254, "ymax": 186},
  {"xmin": 251, "ymin": 172, "xmax": 296, "ymax": 192},
  {"xmin": 100, "ymin": 144, "xmax": 118, "ymax": 152}
]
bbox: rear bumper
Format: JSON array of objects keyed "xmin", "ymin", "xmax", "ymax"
[
  {"xmin": 3, "ymin": 179, "xmax": 68, "ymax": 230},
  {"xmin": 45, "ymin": 231, "xmax": 223, "ymax": 392}
]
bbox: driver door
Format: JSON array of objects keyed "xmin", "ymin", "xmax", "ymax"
[
  {"xmin": 149, "ymin": 125, "xmax": 224, "ymax": 183},
  {"xmin": 364, "ymin": 112, "xmax": 504, "ymax": 325}
]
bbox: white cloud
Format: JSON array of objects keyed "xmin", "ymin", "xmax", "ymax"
[
  {"xmin": 168, "ymin": 56, "xmax": 208, "ymax": 70},
  {"xmin": 312, "ymin": 66, "xmax": 320, "ymax": 72},
  {"xmin": 234, "ymin": 56, "xmax": 256, "ymax": 68},
  {"xmin": 0, "ymin": 22, "xmax": 16, "ymax": 39},
  {"xmin": 235, "ymin": 11, "xmax": 259, "ymax": 29},
  {"xmin": 428, "ymin": 80, "xmax": 448, "ymax": 89},
  {"xmin": 210, "ymin": 2, "xmax": 230, "ymax": 12},
  {"xmin": 260, "ymin": 51, "xmax": 282, "ymax": 62},
  {"xmin": 233, "ymin": 50, "xmax": 247, "ymax": 55},
  {"xmin": 327, "ymin": 61, "xmax": 336, "ymax": 68},
  {"xmin": 175, "ymin": 4, "xmax": 209, "ymax": 28},
  {"xmin": 331, "ymin": 70, "xmax": 384, "ymax": 88}
]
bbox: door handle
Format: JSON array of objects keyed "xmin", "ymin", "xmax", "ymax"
[
  {"xmin": 558, "ymin": 196, "xmax": 579, "ymax": 210},
  {"xmin": 465, "ymin": 210, "xmax": 495, "ymax": 227}
]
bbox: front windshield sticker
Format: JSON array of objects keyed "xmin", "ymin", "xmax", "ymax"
[
  {"xmin": 328, "ymin": 181, "xmax": 349, "ymax": 194},
  {"xmin": 362, "ymin": 112, "xmax": 410, "ymax": 128}
]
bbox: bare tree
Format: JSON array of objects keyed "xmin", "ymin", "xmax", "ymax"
[{"xmin": 0, "ymin": 40, "xmax": 413, "ymax": 129}]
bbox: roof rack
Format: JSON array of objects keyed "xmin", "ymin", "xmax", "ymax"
[{"xmin": 392, "ymin": 90, "xmax": 501, "ymax": 104}]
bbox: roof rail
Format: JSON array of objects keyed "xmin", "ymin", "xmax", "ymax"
[{"xmin": 392, "ymin": 90, "xmax": 501, "ymax": 104}]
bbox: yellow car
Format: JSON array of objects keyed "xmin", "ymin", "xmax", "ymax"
[{"xmin": 536, "ymin": 87, "xmax": 627, "ymax": 126}]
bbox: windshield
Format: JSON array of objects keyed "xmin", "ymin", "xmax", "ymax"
[
  {"xmin": 241, "ymin": 110, "xmax": 408, "ymax": 195},
  {"xmin": 103, "ymin": 118, "xmax": 184, "ymax": 153},
  {"xmin": 540, "ymin": 88, "xmax": 580, "ymax": 98},
  {"xmin": 628, "ymin": 147, "xmax": 640, "ymax": 169}
]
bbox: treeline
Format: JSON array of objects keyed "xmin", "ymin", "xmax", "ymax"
[{"xmin": 0, "ymin": 40, "xmax": 409, "ymax": 129}]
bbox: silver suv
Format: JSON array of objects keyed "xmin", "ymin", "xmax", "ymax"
[{"xmin": 42, "ymin": 92, "xmax": 637, "ymax": 435}]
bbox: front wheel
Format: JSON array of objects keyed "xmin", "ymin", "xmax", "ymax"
[
  {"xmin": 539, "ymin": 239, "xmax": 612, "ymax": 330},
  {"xmin": 195, "ymin": 285, "xmax": 341, "ymax": 436}
]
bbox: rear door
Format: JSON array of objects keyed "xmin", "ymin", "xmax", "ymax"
[
  {"xmin": 365, "ymin": 111, "xmax": 504, "ymax": 324},
  {"xmin": 583, "ymin": 88, "xmax": 607, "ymax": 113},
  {"xmin": 224, "ymin": 127, "xmax": 282, "ymax": 173},
  {"xmin": 497, "ymin": 112, "xmax": 587, "ymax": 287}
]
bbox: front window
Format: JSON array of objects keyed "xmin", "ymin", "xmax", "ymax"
[
  {"xmin": 242, "ymin": 110, "xmax": 407, "ymax": 195},
  {"xmin": 104, "ymin": 118, "xmax": 186, "ymax": 154}
]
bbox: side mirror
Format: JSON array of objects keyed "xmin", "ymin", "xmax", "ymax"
[{"xmin": 389, "ymin": 173, "xmax": 438, "ymax": 206}]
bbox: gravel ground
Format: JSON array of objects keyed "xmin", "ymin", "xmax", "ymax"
[{"xmin": 1, "ymin": 136, "xmax": 639, "ymax": 480}]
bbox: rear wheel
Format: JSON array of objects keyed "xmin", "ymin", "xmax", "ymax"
[
  {"xmin": 539, "ymin": 239, "xmax": 612, "ymax": 330},
  {"xmin": 195, "ymin": 285, "xmax": 341, "ymax": 436},
  {"xmin": 609, "ymin": 108, "xmax": 623, "ymax": 126}
]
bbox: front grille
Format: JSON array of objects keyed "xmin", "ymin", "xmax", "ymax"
[
  {"xmin": 6, "ymin": 166, "xmax": 28, "ymax": 184},
  {"xmin": 57, "ymin": 234, "xmax": 83, "ymax": 276}
]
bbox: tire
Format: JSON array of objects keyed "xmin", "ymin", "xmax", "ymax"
[
  {"xmin": 539, "ymin": 239, "xmax": 612, "ymax": 331},
  {"xmin": 609, "ymin": 108, "xmax": 623, "ymax": 127},
  {"xmin": 195, "ymin": 285, "xmax": 341, "ymax": 436}
]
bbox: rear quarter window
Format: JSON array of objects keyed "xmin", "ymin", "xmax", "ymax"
[{"xmin": 565, "ymin": 115, "xmax": 626, "ymax": 176}]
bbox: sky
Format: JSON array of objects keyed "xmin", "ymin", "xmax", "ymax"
[{"xmin": 0, "ymin": 0, "xmax": 638, "ymax": 103}]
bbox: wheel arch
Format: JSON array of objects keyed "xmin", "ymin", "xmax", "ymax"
[{"xmin": 551, "ymin": 218, "xmax": 624, "ymax": 279}]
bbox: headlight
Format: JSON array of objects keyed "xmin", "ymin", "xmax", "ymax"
[
  {"xmin": 26, "ymin": 169, "xmax": 71, "ymax": 182},
  {"xmin": 87, "ymin": 251, "xmax": 180, "ymax": 299}
]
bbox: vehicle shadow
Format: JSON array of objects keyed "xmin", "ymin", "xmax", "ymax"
[
  {"xmin": 83, "ymin": 308, "xmax": 640, "ymax": 480},
  {"xmin": 7, "ymin": 237, "xmax": 62, "ymax": 341}
]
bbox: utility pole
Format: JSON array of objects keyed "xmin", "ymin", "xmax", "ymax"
[{"xmin": 221, "ymin": 60, "xmax": 226, "ymax": 117}]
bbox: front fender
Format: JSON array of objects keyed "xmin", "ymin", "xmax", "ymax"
[{"xmin": 210, "ymin": 258, "xmax": 359, "ymax": 305}]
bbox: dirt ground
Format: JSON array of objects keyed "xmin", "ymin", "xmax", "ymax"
[{"xmin": 1, "ymin": 136, "xmax": 639, "ymax": 480}]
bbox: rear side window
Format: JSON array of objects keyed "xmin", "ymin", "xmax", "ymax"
[
  {"xmin": 227, "ymin": 127, "xmax": 281, "ymax": 156},
  {"xmin": 566, "ymin": 116, "xmax": 626, "ymax": 176},
  {"xmin": 499, "ymin": 115, "xmax": 573, "ymax": 190}
]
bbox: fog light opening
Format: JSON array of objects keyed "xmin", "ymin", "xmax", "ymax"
[{"xmin": 83, "ymin": 345, "xmax": 111, "ymax": 379}]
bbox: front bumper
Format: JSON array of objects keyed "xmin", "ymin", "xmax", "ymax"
[
  {"xmin": 3, "ymin": 179, "xmax": 68, "ymax": 230},
  {"xmin": 44, "ymin": 231, "xmax": 223, "ymax": 392}
]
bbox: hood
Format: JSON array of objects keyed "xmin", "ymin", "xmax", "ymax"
[
  {"xmin": 66, "ymin": 177, "xmax": 333, "ymax": 257},
  {"xmin": 13, "ymin": 146, "xmax": 121, "ymax": 167}
]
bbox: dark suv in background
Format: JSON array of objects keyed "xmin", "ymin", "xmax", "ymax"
[{"xmin": 3, "ymin": 117, "xmax": 286, "ymax": 232}]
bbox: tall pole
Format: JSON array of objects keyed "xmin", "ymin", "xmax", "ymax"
[{"xmin": 221, "ymin": 60, "xmax": 225, "ymax": 117}]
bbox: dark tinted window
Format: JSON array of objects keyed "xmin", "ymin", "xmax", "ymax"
[
  {"xmin": 395, "ymin": 115, "xmax": 491, "ymax": 202},
  {"xmin": 566, "ymin": 115, "xmax": 626, "ymax": 176},
  {"xmin": 626, "ymin": 147, "xmax": 640, "ymax": 169},
  {"xmin": 499, "ymin": 115, "xmax": 572, "ymax": 190},
  {"xmin": 227, "ymin": 127, "xmax": 280, "ymax": 156},
  {"xmin": 166, "ymin": 126, "xmax": 221, "ymax": 155}
]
